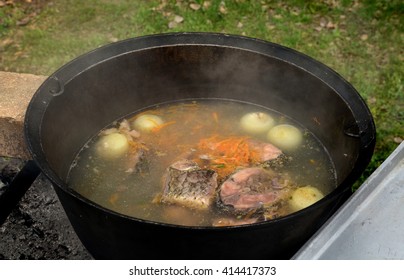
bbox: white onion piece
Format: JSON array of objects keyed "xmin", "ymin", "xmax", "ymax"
[
  {"xmin": 132, "ymin": 114, "xmax": 163, "ymax": 132},
  {"xmin": 96, "ymin": 132, "xmax": 129, "ymax": 159},
  {"xmin": 267, "ymin": 124, "xmax": 302, "ymax": 150},
  {"xmin": 240, "ymin": 112, "xmax": 275, "ymax": 134},
  {"xmin": 289, "ymin": 185, "xmax": 324, "ymax": 212}
]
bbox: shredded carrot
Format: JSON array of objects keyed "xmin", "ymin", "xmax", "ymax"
[
  {"xmin": 197, "ymin": 135, "xmax": 261, "ymax": 178},
  {"xmin": 151, "ymin": 121, "xmax": 176, "ymax": 133}
]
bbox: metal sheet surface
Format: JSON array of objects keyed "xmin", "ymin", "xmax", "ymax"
[{"xmin": 293, "ymin": 141, "xmax": 404, "ymax": 260}]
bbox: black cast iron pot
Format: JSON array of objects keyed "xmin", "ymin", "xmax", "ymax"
[{"xmin": 20, "ymin": 33, "xmax": 375, "ymax": 259}]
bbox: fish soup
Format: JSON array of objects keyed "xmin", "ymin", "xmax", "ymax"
[{"xmin": 68, "ymin": 100, "xmax": 337, "ymax": 227}]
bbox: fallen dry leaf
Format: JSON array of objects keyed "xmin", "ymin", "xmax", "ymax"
[
  {"xmin": 203, "ymin": 1, "xmax": 211, "ymax": 9},
  {"xmin": 168, "ymin": 21, "xmax": 177, "ymax": 29},
  {"xmin": 107, "ymin": 35, "xmax": 118, "ymax": 43},
  {"xmin": 326, "ymin": 21, "xmax": 336, "ymax": 29},
  {"xmin": 0, "ymin": 38, "xmax": 14, "ymax": 49},
  {"xmin": 174, "ymin": 15, "xmax": 184, "ymax": 23},
  {"xmin": 266, "ymin": 23, "xmax": 275, "ymax": 30},
  {"xmin": 152, "ymin": 1, "xmax": 167, "ymax": 12},
  {"xmin": 17, "ymin": 17, "xmax": 31, "ymax": 26},
  {"xmin": 393, "ymin": 137, "xmax": 403, "ymax": 144},
  {"xmin": 320, "ymin": 17, "xmax": 327, "ymax": 27},
  {"xmin": 219, "ymin": 3, "xmax": 227, "ymax": 14},
  {"xmin": 168, "ymin": 15, "xmax": 184, "ymax": 28},
  {"xmin": 189, "ymin": 3, "xmax": 201, "ymax": 11},
  {"xmin": 14, "ymin": 51, "xmax": 24, "ymax": 59},
  {"xmin": 368, "ymin": 97, "xmax": 377, "ymax": 104}
]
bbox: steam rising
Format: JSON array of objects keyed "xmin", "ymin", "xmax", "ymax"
[{"xmin": 40, "ymin": 41, "xmax": 358, "ymax": 183}]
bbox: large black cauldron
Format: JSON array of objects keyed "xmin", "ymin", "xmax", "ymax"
[{"xmin": 24, "ymin": 33, "xmax": 375, "ymax": 259}]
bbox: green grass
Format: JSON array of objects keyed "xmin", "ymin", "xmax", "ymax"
[{"xmin": 0, "ymin": 0, "xmax": 403, "ymax": 189}]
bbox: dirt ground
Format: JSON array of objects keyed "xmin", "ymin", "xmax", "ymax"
[{"xmin": 0, "ymin": 157, "xmax": 92, "ymax": 259}]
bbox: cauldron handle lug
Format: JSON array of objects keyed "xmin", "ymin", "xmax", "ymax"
[
  {"xmin": 343, "ymin": 120, "xmax": 364, "ymax": 139},
  {"xmin": 0, "ymin": 160, "xmax": 41, "ymax": 225},
  {"xmin": 47, "ymin": 76, "xmax": 64, "ymax": 96},
  {"xmin": 344, "ymin": 119, "xmax": 375, "ymax": 149}
]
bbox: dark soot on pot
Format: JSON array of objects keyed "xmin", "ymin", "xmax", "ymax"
[{"xmin": 67, "ymin": 100, "xmax": 337, "ymax": 227}]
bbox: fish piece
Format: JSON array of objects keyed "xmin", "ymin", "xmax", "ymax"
[
  {"xmin": 124, "ymin": 146, "xmax": 148, "ymax": 174},
  {"xmin": 247, "ymin": 139, "xmax": 282, "ymax": 162},
  {"xmin": 219, "ymin": 167, "xmax": 293, "ymax": 210},
  {"xmin": 160, "ymin": 159, "xmax": 218, "ymax": 209}
]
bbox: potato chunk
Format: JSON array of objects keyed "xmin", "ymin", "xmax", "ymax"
[{"xmin": 289, "ymin": 185, "xmax": 324, "ymax": 211}]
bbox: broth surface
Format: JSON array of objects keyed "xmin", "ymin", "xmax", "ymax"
[{"xmin": 68, "ymin": 99, "xmax": 336, "ymax": 226}]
